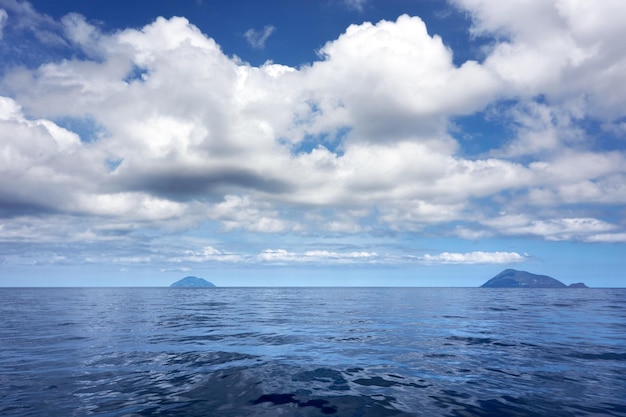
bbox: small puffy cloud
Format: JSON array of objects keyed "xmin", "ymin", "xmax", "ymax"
[
  {"xmin": 343, "ymin": 0, "xmax": 368, "ymax": 12},
  {"xmin": 257, "ymin": 249, "xmax": 297, "ymax": 263},
  {"xmin": 244, "ymin": 25, "xmax": 275, "ymax": 49},
  {"xmin": 421, "ymin": 251, "xmax": 526, "ymax": 265},
  {"xmin": 73, "ymin": 192, "xmax": 190, "ymax": 222},
  {"xmin": 258, "ymin": 249, "xmax": 378, "ymax": 264},
  {"xmin": 203, "ymin": 246, "xmax": 221, "ymax": 256},
  {"xmin": 169, "ymin": 246, "xmax": 244, "ymax": 263}
]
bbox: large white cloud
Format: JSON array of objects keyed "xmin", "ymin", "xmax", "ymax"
[
  {"xmin": 301, "ymin": 14, "xmax": 500, "ymax": 144},
  {"xmin": 455, "ymin": 0, "xmax": 626, "ymax": 120},
  {"xmin": 0, "ymin": 95, "xmax": 201, "ymax": 226},
  {"xmin": 0, "ymin": 96, "xmax": 92, "ymax": 216},
  {"xmin": 1, "ymin": 15, "xmax": 507, "ymax": 216}
]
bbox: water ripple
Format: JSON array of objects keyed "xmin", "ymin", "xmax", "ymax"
[{"xmin": 1, "ymin": 287, "xmax": 625, "ymax": 416}]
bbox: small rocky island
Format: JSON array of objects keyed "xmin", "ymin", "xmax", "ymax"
[
  {"xmin": 170, "ymin": 276, "xmax": 216, "ymax": 288},
  {"xmin": 481, "ymin": 269, "xmax": 587, "ymax": 288}
]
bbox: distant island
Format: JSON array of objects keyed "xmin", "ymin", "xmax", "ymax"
[
  {"xmin": 170, "ymin": 276, "xmax": 216, "ymax": 288},
  {"xmin": 481, "ymin": 269, "xmax": 587, "ymax": 288}
]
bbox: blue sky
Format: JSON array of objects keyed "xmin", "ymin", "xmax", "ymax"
[{"xmin": 0, "ymin": 0, "xmax": 625, "ymax": 287}]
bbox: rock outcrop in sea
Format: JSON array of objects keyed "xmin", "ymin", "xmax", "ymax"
[
  {"xmin": 481, "ymin": 269, "xmax": 587, "ymax": 288},
  {"xmin": 170, "ymin": 276, "xmax": 216, "ymax": 288}
]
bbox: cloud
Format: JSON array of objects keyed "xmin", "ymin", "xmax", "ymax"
[
  {"xmin": 585, "ymin": 233, "xmax": 626, "ymax": 244},
  {"xmin": 0, "ymin": 9, "xmax": 7, "ymax": 40},
  {"xmin": 258, "ymin": 248, "xmax": 379, "ymax": 264},
  {"xmin": 453, "ymin": 0, "xmax": 626, "ymax": 122},
  {"xmin": 305, "ymin": 14, "xmax": 500, "ymax": 143},
  {"xmin": 421, "ymin": 251, "xmax": 526, "ymax": 265},
  {"xmin": 0, "ymin": 4, "xmax": 624, "ymax": 264},
  {"xmin": 208, "ymin": 195, "xmax": 298, "ymax": 233},
  {"xmin": 492, "ymin": 100, "xmax": 587, "ymax": 158},
  {"xmin": 170, "ymin": 246, "xmax": 244, "ymax": 263},
  {"xmin": 343, "ymin": 0, "xmax": 368, "ymax": 12},
  {"xmin": 244, "ymin": 25, "xmax": 275, "ymax": 49},
  {"xmin": 0, "ymin": 0, "xmax": 66, "ymax": 46},
  {"xmin": 482, "ymin": 215, "xmax": 617, "ymax": 242},
  {"xmin": 0, "ymin": 96, "xmax": 95, "ymax": 217},
  {"xmin": 61, "ymin": 12, "xmax": 103, "ymax": 54},
  {"xmin": 0, "ymin": 15, "xmax": 509, "ymax": 228}
]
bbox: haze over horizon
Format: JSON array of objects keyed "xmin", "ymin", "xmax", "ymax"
[{"xmin": 0, "ymin": 0, "xmax": 625, "ymax": 287}]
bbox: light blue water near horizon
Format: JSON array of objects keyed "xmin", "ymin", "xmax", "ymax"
[{"xmin": 1, "ymin": 287, "xmax": 625, "ymax": 416}]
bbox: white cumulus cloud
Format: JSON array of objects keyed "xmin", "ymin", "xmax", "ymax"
[
  {"xmin": 421, "ymin": 251, "xmax": 526, "ymax": 265},
  {"xmin": 0, "ymin": 3, "xmax": 624, "ymax": 263},
  {"xmin": 258, "ymin": 249, "xmax": 379, "ymax": 264}
]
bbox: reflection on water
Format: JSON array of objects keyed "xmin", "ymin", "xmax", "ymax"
[{"xmin": 1, "ymin": 287, "xmax": 625, "ymax": 416}]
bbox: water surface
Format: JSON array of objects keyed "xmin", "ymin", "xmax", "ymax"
[{"xmin": 1, "ymin": 287, "xmax": 625, "ymax": 416}]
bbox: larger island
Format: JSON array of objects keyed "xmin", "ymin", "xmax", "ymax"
[
  {"xmin": 170, "ymin": 276, "xmax": 216, "ymax": 288},
  {"xmin": 481, "ymin": 269, "xmax": 587, "ymax": 288}
]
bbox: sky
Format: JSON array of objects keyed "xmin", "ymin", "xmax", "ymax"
[{"xmin": 0, "ymin": 0, "xmax": 625, "ymax": 287}]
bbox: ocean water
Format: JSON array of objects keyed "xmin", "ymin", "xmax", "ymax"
[{"xmin": 1, "ymin": 287, "xmax": 625, "ymax": 417}]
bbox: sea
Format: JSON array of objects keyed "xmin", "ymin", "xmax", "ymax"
[{"xmin": 1, "ymin": 287, "xmax": 625, "ymax": 417}]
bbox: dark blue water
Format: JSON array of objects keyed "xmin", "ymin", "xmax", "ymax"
[{"xmin": 1, "ymin": 288, "xmax": 625, "ymax": 416}]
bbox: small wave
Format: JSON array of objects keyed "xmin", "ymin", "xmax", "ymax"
[{"xmin": 567, "ymin": 352, "xmax": 626, "ymax": 361}]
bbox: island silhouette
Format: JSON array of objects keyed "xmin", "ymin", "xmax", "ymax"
[
  {"xmin": 481, "ymin": 269, "xmax": 587, "ymax": 288},
  {"xmin": 170, "ymin": 276, "xmax": 216, "ymax": 288}
]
